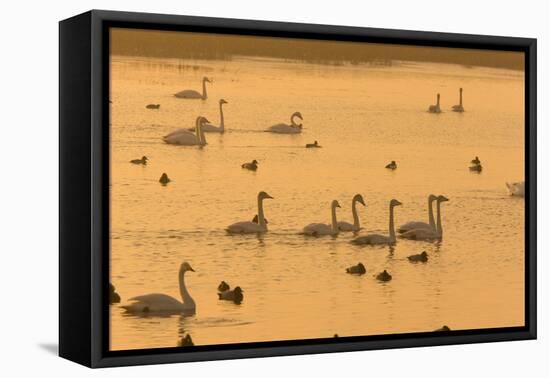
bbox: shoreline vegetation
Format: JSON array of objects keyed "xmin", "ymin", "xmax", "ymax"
[{"xmin": 111, "ymin": 28, "xmax": 524, "ymax": 71}]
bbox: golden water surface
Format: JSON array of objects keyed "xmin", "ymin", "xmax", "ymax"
[{"xmin": 109, "ymin": 50, "xmax": 525, "ymax": 351}]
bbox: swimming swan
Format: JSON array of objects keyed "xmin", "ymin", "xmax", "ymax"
[
  {"xmin": 187, "ymin": 99, "xmax": 228, "ymax": 133},
  {"xmin": 452, "ymin": 88, "xmax": 465, "ymax": 112},
  {"xmin": 266, "ymin": 112, "xmax": 303, "ymax": 134},
  {"xmin": 122, "ymin": 262, "xmax": 196, "ymax": 315},
  {"xmin": 163, "ymin": 117, "xmax": 209, "ymax": 146},
  {"xmin": 428, "ymin": 93, "xmax": 441, "ymax": 113},
  {"xmin": 174, "ymin": 77, "xmax": 211, "ymax": 99},
  {"xmin": 303, "ymin": 200, "xmax": 342, "ymax": 236},
  {"xmin": 398, "ymin": 194, "xmax": 437, "ymax": 233},
  {"xmin": 400, "ymin": 195, "xmax": 448, "ymax": 240},
  {"xmin": 227, "ymin": 191, "xmax": 274, "ymax": 234},
  {"xmin": 351, "ymin": 199, "xmax": 402, "ymax": 245},
  {"xmin": 338, "ymin": 194, "xmax": 366, "ymax": 232},
  {"xmin": 506, "ymin": 181, "xmax": 525, "ymax": 197}
]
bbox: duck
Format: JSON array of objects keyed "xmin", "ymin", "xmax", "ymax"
[
  {"xmin": 218, "ymin": 281, "xmax": 230, "ymax": 292},
  {"xmin": 174, "ymin": 77, "xmax": 211, "ymax": 100},
  {"xmin": 338, "ymin": 194, "xmax": 366, "ymax": 232},
  {"xmin": 306, "ymin": 141, "xmax": 321, "ymax": 148},
  {"xmin": 218, "ymin": 286, "xmax": 244, "ymax": 304},
  {"xmin": 408, "ymin": 251, "xmax": 429, "ymax": 263},
  {"xmin": 376, "ymin": 270, "xmax": 392, "ymax": 282},
  {"xmin": 122, "ymin": 262, "xmax": 196, "ymax": 315},
  {"xmin": 471, "ymin": 156, "xmax": 481, "ymax": 165},
  {"xmin": 352, "ymin": 199, "xmax": 402, "ymax": 245},
  {"xmin": 109, "ymin": 283, "xmax": 121, "ymax": 304},
  {"xmin": 385, "ymin": 160, "xmax": 397, "ymax": 170},
  {"xmin": 178, "ymin": 334, "xmax": 194, "ymax": 346},
  {"xmin": 242, "ymin": 160, "xmax": 258, "ymax": 171},
  {"xmin": 266, "ymin": 112, "xmax": 303, "ymax": 134},
  {"xmin": 434, "ymin": 325, "xmax": 451, "ymax": 332},
  {"xmin": 146, "ymin": 104, "xmax": 160, "ymax": 109},
  {"xmin": 451, "ymin": 88, "xmax": 465, "ymax": 112},
  {"xmin": 159, "ymin": 173, "xmax": 170, "ymax": 185},
  {"xmin": 227, "ymin": 192, "xmax": 274, "ymax": 234},
  {"xmin": 428, "ymin": 93, "xmax": 442, "ymax": 113},
  {"xmin": 303, "ymin": 200, "xmax": 342, "ymax": 236},
  {"xmin": 346, "ymin": 263, "xmax": 366, "ymax": 275},
  {"xmin": 130, "ymin": 156, "xmax": 148, "ymax": 165},
  {"xmin": 469, "ymin": 163, "xmax": 482, "ymax": 172}
]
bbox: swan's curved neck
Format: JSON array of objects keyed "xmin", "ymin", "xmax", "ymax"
[
  {"xmin": 202, "ymin": 80, "xmax": 207, "ymax": 100},
  {"xmin": 459, "ymin": 90, "xmax": 463, "ymax": 106},
  {"xmin": 257, "ymin": 197, "xmax": 267, "ymax": 229},
  {"xmin": 351, "ymin": 199, "xmax": 360, "ymax": 229},
  {"xmin": 179, "ymin": 270, "xmax": 195, "ymax": 307},
  {"xmin": 197, "ymin": 123, "xmax": 206, "ymax": 145},
  {"xmin": 331, "ymin": 204, "xmax": 339, "ymax": 232},
  {"xmin": 219, "ymin": 102, "xmax": 225, "ymax": 130},
  {"xmin": 428, "ymin": 199, "xmax": 435, "ymax": 229},
  {"xmin": 436, "ymin": 201, "xmax": 444, "ymax": 237},
  {"xmin": 389, "ymin": 204, "xmax": 396, "ymax": 242}
]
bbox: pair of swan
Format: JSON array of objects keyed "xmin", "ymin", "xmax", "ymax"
[
  {"xmin": 429, "ymin": 89, "xmax": 465, "ymax": 113},
  {"xmin": 266, "ymin": 112, "xmax": 303, "ymax": 134},
  {"xmin": 303, "ymin": 194, "xmax": 366, "ymax": 236},
  {"xmin": 122, "ymin": 262, "xmax": 196, "ymax": 315},
  {"xmin": 174, "ymin": 77, "xmax": 211, "ymax": 100},
  {"xmin": 186, "ymin": 99, "xmax": 228, "ymax": 133},
  {"xmin": 351, "ymin": 199, "xmax": 402, "ymax": 245},
  {"xmin": 163, "ymin": 117, "xmax": 209, "ymax": 146},
  {"xmin": 130, "ymin": 156, "xmax": 148, "ymax": 165},
  {"xmin": 399, "ymin": 195, "xmax": 449, "ymax": 240},
  {"xmin": 226, "ymin": 191, "xmax": 274, "ymax": 234}
]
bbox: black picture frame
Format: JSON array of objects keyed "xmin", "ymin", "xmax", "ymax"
[{"xmin": 59, "ymin": 9, "xmax": 537, "ymax": 368}]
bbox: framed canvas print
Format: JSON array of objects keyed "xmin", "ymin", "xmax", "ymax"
[{"xmin": 59, "ymin": 10, "xmax": 536, "ymax": 368}]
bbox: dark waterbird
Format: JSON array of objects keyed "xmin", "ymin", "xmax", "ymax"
[
  {"xmin": 385, "ymin": 160, "xmax": 397, "ymax": 170},
  {"xmin": 146, "ymin": 104, "xmax": 160, "ymax": 109},
  {"xmin": 178, "ymin": 334, "xmax": 194, "ymax": 346},
  {"xmin": 376, "ymin": 270, "xmax": 392, "ymax": 282},
  {"xmin": 434, "ymin": 325, "xmax": 451, "ymax": 332},
  {"xmin": 109, "ymin": 283, "xmax": 121, "ymax": 304},
  {"xmin": 218, "ymin": 281, "xmax": 230, "ymax": 292},
  {"xmin": 242, "ymin": 160, "xmax": 258, "ymax": 171},
  {"xmin": 408, "ymin": 251, "xmax": 429, "ymax": 263},
  {"xmin": 130, "ymin": 156, "xmax": 148, "ymax": 165},
  {"xmin": 306, "ymin": 141, "xmax": 321, "ymax": 148},
  {"xmin": 159, "ymin": 173, "xmax": 170, "ymax": 185},
  {"xmin": 346, "ymin": 263, "xmax": 367, "ymax": 275},
  {"xmin": 218, "ymin": 286, "xmax": 244, "ymax": 304}
]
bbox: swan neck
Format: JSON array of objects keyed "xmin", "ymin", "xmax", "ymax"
[
  {"xmin": 202, "ymin": 79, "xmax": 207, "ymax": 100},
  {"xmin": 460, "ymin": 90, "xmax": 463, "ymax": 106},
  {"xmin": 179, "ymin": 270, "xmax": 195, "ymax": 306},
  {"xmin": 258, "ymin": 197, "xmax": 267, "ymax": 229},
  {"xmin": 351, "ymin": 200, "xmax": 360, "ymax": 229},
  {"xmin": 436, "ymin": 201, "xmax": 443, "ymax": 237},
  {"xmin": 428, "ymin": 199, "xmax": 435, "ymax": 229},
  {"xmin": 198, "ymin": 124, "xmax": 206, "ymax": 145},
  {"xmin": 331, "ymin": 203, "xmax": 338, "ymax": 232},
  {"xmin": 291, "ymin": 114, "xmax": 299, "ymax": 127},
  {"xmin": 219, "ymin": 102, "xmax": 225, "ymax": 130},
  {"xmin": 389, "ymin": 204, "xmax": 396, "ymax": 242}
]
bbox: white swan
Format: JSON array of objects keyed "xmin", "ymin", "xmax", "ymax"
[
  {"xmin": 227, "ymin": 191, "xmax": 274, "ymax": 234},
  {"xmin": 428, "ymin": 93, "xmax": 441, "ymax": 113},
  {"xmin": 187, "ymin": 99, "xmax": 227, "ymax": 133},
  {"xmin": 452, "ymin": 88, "xmax": 465, "ymax": 112},
  {"xmin": 174, "ymin": 77, "xmax": 211, "ymax": 99},
  {"xmin": 400, "ymin": 195, "xmax": 448, "ymax": 240},
  {"xmin": 338, "ymin": 194, "xmax": 366, "ymax": 232},
  {"xmin": 266, "ymin": 112, "xmax": 303, "ymax": 134},
  {"xmin": 398, "ymin": 194, "xmax": 437, "ymax": 233},
  {"xmin": 122, "ymin": 262, "xmax": 196, "ymax": 315},
  {"xmin": 163, "ymin": 116, "xmax": 208, "ymax": 146},
  {"xmin": 506, "ymin": 182, "xmax": 525, "ymax": 197},
  {"xmin": 351, "ymin": 199, "xmax": 402, "ymax": 245},
  {"xmin": 303, "ymin": 200, "xmax": 342, "ymax": 236}
]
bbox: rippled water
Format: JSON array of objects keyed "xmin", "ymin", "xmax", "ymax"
[{"xmin": 109, "ymin": 55, "xmax": 525, "ymax": 351}]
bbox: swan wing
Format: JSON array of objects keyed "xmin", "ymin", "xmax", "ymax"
[
  {"xmin": 163, "ymin": 132, "xmax": 199, "ymax": 145},
  {"xmin": 164, "ymin": 128, "xmax": 195, "ymax": 139},
  {"xmin": 123, "ymin": 293, "xmax": 185, "ymax": 313},
  {"xmin": 337, "ymin": 221, "xmax": 357, "ymax": 232},
  {"xmin": 400, "ymin": 228, "xmax": 438, "ymax": 240},
  {"xmin": 174, "ymin": 90, "xmax": 202, "ymax": 98},
  {"xmin": 201, "ymin": 123, "xmax": 222, "ymax": 132},
  {"xmin": 352, "ymin": 234, "xmax": 389, "ymax": 245},
  {"xmin": 267, "ymin": 123, "xmax": 301, "ymax": 134},
  {"xmin": 227, "ymin": 221, "xmax": 265, "ymax": 234},
  {"xmin": 398, "ymin": 221, "xmax": 432, "ymax": 233},
  {"xmin": 303, "ymin": 223, "xmax": 332, "ymax": 235}
]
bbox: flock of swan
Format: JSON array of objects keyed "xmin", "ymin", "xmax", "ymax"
[{"xmin": 112, "ymin": 75, "xmax": 523, "ymax": 343}]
